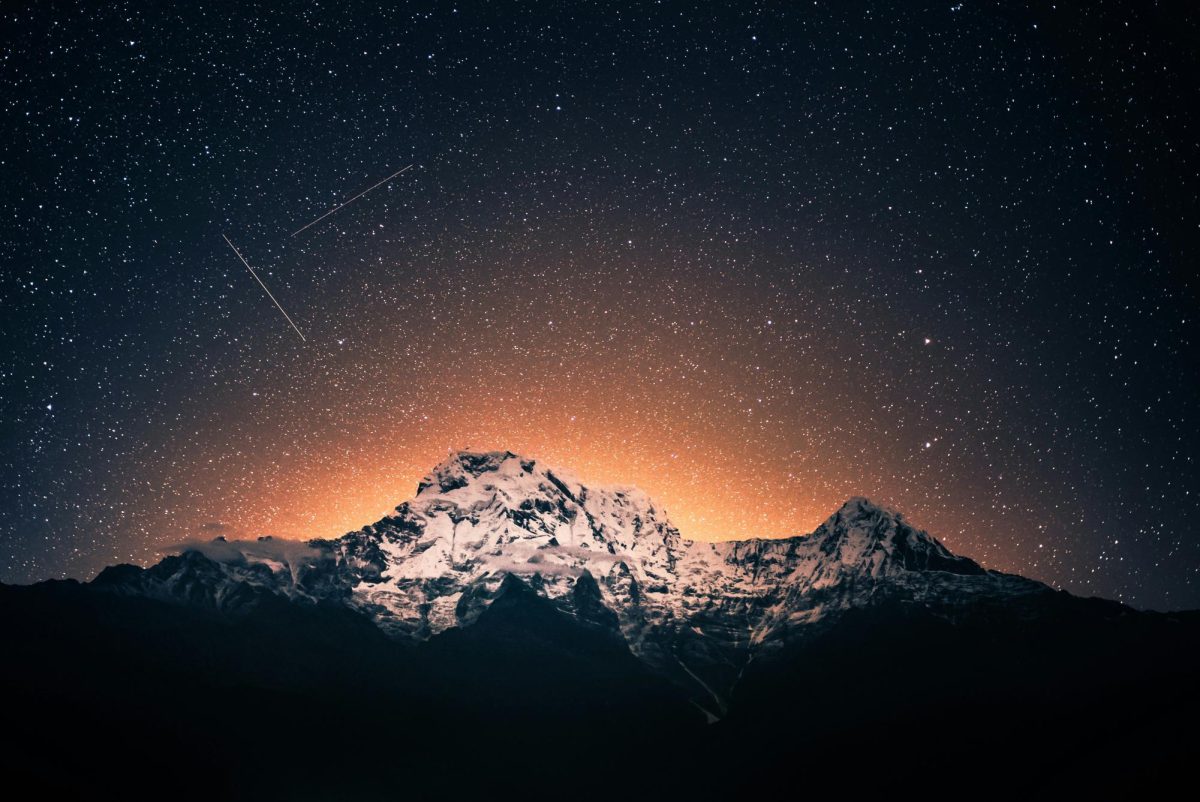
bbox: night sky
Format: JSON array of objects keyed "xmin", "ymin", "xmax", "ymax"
[{"xmin": 2, "ymin": 1, "xmax": 1197, "ymax": 609}]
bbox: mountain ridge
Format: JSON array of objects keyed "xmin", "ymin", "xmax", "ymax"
[
  {"xmin": 86, "ymin": 449, "xmax": 1053, "ymax": 713},
  {"xmin": 5, "ymin": 449, "xmax": 1199, "ymax": 799}
]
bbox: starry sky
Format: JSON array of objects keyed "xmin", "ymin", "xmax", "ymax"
[{"xmin": 2, "ymin": 1, "xmax": 1197, "ymax": 609}]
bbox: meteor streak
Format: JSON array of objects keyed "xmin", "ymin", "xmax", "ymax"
[
  {"xmin": 222, "ymin": 234, "xmax": 306, "ymax": 342},
  {"xmin": 291, "ymin": 164, "xmax": 412, "ymax": 237}
]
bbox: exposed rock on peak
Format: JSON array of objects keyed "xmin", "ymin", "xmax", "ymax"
[
  {"xmin": 808, "ymin": 496, "xmax": 984, "ymax": 578},
  {"xmin": 832, "ymin": 495, "xmax": 901, "ymax": 522},
  {"xmin": 416, "ymin": 450, "xmax": 527, "ymax": 495}
]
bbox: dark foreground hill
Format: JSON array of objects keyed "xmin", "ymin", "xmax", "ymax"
[{"xmin": 3, "ymin": 572, "xmax": 1197, "ymax": 800}]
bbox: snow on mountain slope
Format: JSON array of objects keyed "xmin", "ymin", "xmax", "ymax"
[
  {"xmin": 321, "ymin": 451, "xmax": 683, "ymax": 638},
  {"xmin": 95, "ymin": 450, "xmax": 1048, "ymax": 706}
]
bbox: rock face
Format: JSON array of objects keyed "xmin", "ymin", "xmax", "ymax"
[{"xmin": 94, "ymin": 450, "xmax": 1049, "ymax": 713}]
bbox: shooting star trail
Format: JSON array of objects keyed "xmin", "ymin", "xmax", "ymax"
[
  {"xmin": 291, "ymin": 164, "xmax": 412, "ymax": 237},
  {"xmin": 222, "ymin": 234, "xmax": 306, "ymax": 342}
]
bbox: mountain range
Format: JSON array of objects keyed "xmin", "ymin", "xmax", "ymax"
[{"xmin": 3, "ymin": 450, "xmax": 1198, "ymax": 800}]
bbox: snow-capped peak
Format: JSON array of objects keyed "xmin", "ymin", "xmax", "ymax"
[
  {"xmin": 809, "ymin": 495, "xmax": 984, "ymax": 577},
  {"xmin": 831, "ymin": 495, "xmax": 902, "ymax": 524},
  {"xmin": 416, "ymin": 450, "xmax": 536, "ymax": 496},
  {"xmin": 404, "ymin": 450, "xmax": 674, "ymax": 550},
  {"xmin": 322, "ymin": 450, "xmax": 686, "ymax": 636}
]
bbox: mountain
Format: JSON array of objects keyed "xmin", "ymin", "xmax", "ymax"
[
  {"xmin": 88, "ymin": 451, "xmax": 1049, "ymax": 712},
  {"xmin": 3, "ymin": 449, "xmax": 1198, "ymax": 799}
]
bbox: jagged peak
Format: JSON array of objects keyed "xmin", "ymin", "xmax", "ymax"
[
  {"xmin": 709, "ymin": 498, "xmax": 914, "ymax": 549},
  {"xmin": 416, "ymin": 450, "xmax": 530, "ymax": 495},
  {"xmin": 815, "ymin": 497, "xmax": 927, "ymax": 547},
  {"xmin": 372, "ymin": 449, "xmax": 680, "ymax": 557},
  {"xmin": 811, "ymin": 496, "xmax": 984, "ymax": 576},
  {"xmin": 833, "ymin": 496, "xmax": 903, "ymax": 523},
  {"xmin": 412, "ymin": 450, "xmax": 662, "ymax": 515}
]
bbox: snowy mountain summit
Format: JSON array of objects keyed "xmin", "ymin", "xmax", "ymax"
[
  {"xmin": 97, "ymin": 450, "xmax": 1047, "ymax": 711},
  {"xmin": 327, "ymin": 450, "xmax": 686, "ymax": 638}
]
